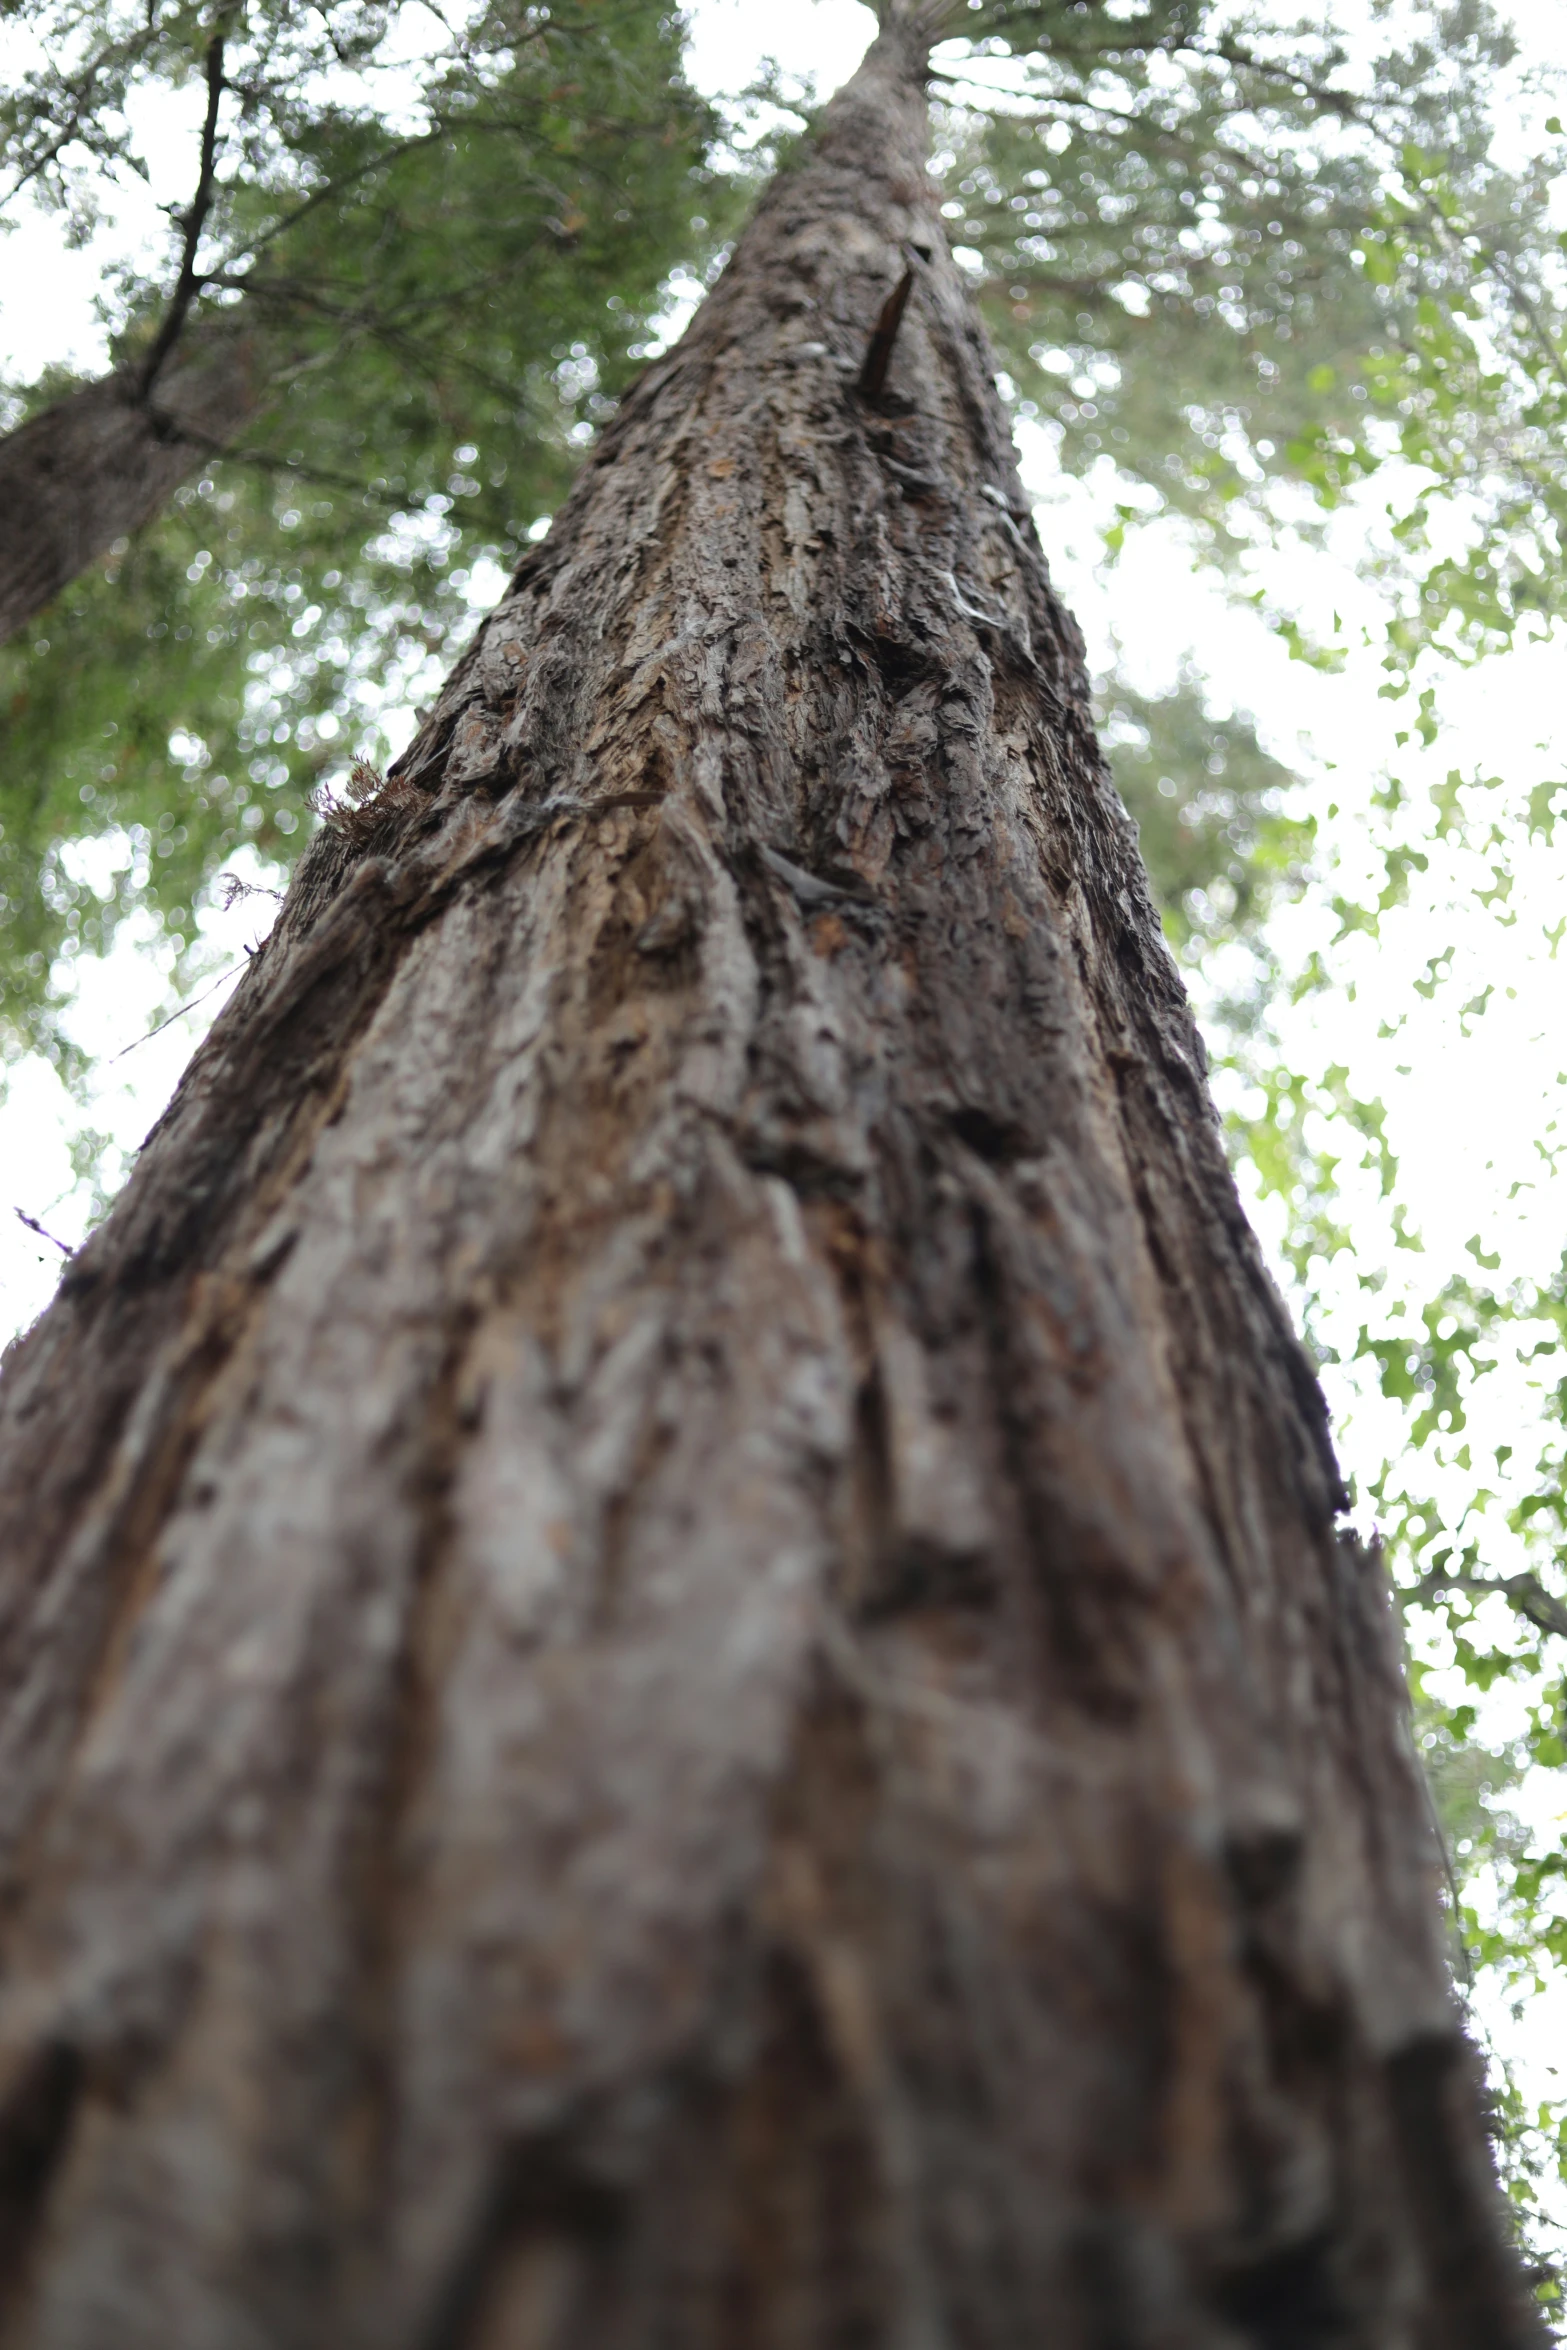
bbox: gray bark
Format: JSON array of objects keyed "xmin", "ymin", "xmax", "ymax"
[
  {"xmin": 0, "ymin": 11, "xmax": 1537, "ymax": 2345},
  {"xmin": 0, "ymin": 329, "xmax": 258, "ymax": 646}
]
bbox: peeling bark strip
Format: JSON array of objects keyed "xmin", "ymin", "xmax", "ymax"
[
  {"xmin": 0, "ymin": 10, "xmax": 1536, "ymax": 2345},
  {"xmin": 857, "ymin": 265, "xmax": 917, "ymax": 401},
  {"xmin": 0, "ymin": 330, "xmax": 258, "ymax": 647}
]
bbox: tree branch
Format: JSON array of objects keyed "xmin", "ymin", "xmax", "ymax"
[
  {"xmin": 198, "ymin": 100, "xmax": 645, "ymax": 291},
  {"xmin": 0, "ymin": 22, "xmax": 165, "ymax": 209},
  {"xmin": 1197, "ymin": 38, "xmax": 1567, "ymax": 400},
  {"xmin": 137, "ymin": 21, "xmax": 229, "ymax": 400},
  {"xmin": 1411, "ymin": 1566, "xmax": 1567, "ymax": 1644},
  {"xmin": 875, "ymin": 0, "xmax": 965, "ymax": 37},
  {"xmin": 957, "ymin": 7, "xmax": 1192, "ymax": 60}
]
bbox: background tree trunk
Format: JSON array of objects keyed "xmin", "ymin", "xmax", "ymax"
[
  {"xmin": 0, "ymin": 13, "xmax": 1536, "ymax": 2345},
  {"xmin": 0, "ymin": 329, "xmax": 259, "ymax": 646}
]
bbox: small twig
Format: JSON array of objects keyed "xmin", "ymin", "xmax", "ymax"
[
  {"xmin": 109, "ymin": 963, "xmax": 241, "ymax": 1062},
  {"xmin": 858, "ymin": 267, "xmax": 916, "ymax": 402},
  {"xmin": 138, "ymin": 21, "xmax": 229, "ymax": 399},
  {"xmin": 0, "ymin": 18, "xmax": 166, "ymax": 210},
  {"xmin": 13, "ymin": 1208, "xmax": 71, "ymax": 1256},
  {"xmin": 216, "ymin": 442, "xmax": 412, "ymax": 504},
  {"xmin": 1420, "ymin": 1755, "xmax": 1475, "ymax": 1988},
  {"xmin": 220, "ymin": 872, "xmax": 285, "ymax": 910}
]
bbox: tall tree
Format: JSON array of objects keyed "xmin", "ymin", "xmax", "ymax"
[{"xmin": 0, "ymin": 4, "xmax": 1541, "ymax": 2339}]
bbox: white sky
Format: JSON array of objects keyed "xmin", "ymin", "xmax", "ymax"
[{"xmin": 3, "ymin": 0, "xmax": 1567, "ymax": 2231}]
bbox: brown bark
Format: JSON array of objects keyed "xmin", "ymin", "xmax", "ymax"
[
  {"xmin": 0, "ymin": 328, "xmax": 259, "ymax": 646},
  {"xmin": 0, "ymin": 11, "xmax": 1536, "ymax": 2345}
]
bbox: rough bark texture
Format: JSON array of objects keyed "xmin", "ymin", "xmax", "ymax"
[
  {"xmin": 0, "ymin": 330, "xmax": 258, "ymax": 646},
  {"xmin": 0, "ymin": 16, "xmax": 1536, "ymax": 2347}
]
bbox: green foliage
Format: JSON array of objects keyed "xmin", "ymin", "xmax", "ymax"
[
  {"xmin": 939, "ymin": 0, "xmax": 1565, "ymax": 671},
  {"xmin": 948, "ymin": 15, "xmax": 1392, "ymax": 522},
  {"xmin": 2, "ymin": 476, "xmax": 461, "ymax": 1067},
  {"xmin": 1117, "ymin": 678, "xmax": 1567, "ymax": 2303},
  {"xmin": 0, "ymin": 0, "xmax": 730, "ymax": 1060},
  {"xmin": 1205, "ymin": 726, "xmax": 1567, "ymax": 2300},
  {"xmin": 1104, "ymin": 669, "xmax": 1311, "ymax": 981},
  {"xmin": 1353, "ymin": 117, "xmax": 1567, "ymax": 669},
  {"xmin": 8, "ymin": 0, "xmax": 1561, "ymax": 1066},
  {"xmin": 1415, "ymin": 1669, "xmax": 1567, "ymax": 2326}
]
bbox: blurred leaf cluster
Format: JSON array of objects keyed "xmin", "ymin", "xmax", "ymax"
[
  {"xmin": 1205, "ymin": 730, "xmax": 1567, "ymax": 2321},
  {"xmin": 1, "ymin": 0, "xmax": 731, "ymax": 1065},
  {"xmin": 947, "ymin": 0, "xmax": 1565, "ymax": 670},
  {"xmin": 1104, "ymin": 667, "xmax": 1311, "ymax": 991},
  {"xmin": 6, "ymin": 0, "xmax": 1564, "ymax": 1070}
]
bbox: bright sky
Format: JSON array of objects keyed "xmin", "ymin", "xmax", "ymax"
[{"xmin": 2, "ymin": 0, "xmax": 1566, "ymax": 2222}]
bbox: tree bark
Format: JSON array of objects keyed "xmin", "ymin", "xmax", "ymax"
[
  {"xmin": 0, "ymin": 12, "xmax": 1536, "ymax": 2346},
  {"xmin": 0, "ymin": 328, "xmax": 259, "ymax": 646}
]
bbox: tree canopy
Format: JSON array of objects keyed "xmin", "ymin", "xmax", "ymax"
[{"xmin": 5, "ymin": 0, "xmax": 1562, "ymax": 1066}]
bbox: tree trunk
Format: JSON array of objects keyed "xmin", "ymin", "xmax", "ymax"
[
  {"xmin": 0, "ymin": 12, "xmax": 1535, "ymax": 2345},
  {"xmin": 0, "ymin": 329, "xmax": 259, "ymax": 646}
]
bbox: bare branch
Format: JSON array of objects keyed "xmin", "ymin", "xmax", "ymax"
[
  {"xmin": 12, "ymin": 1208, "xmax": 71, "ymax": 1257},
  {"xmin": 137, "ymin": 21, "xmax": 230, "ymax": 400}
]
